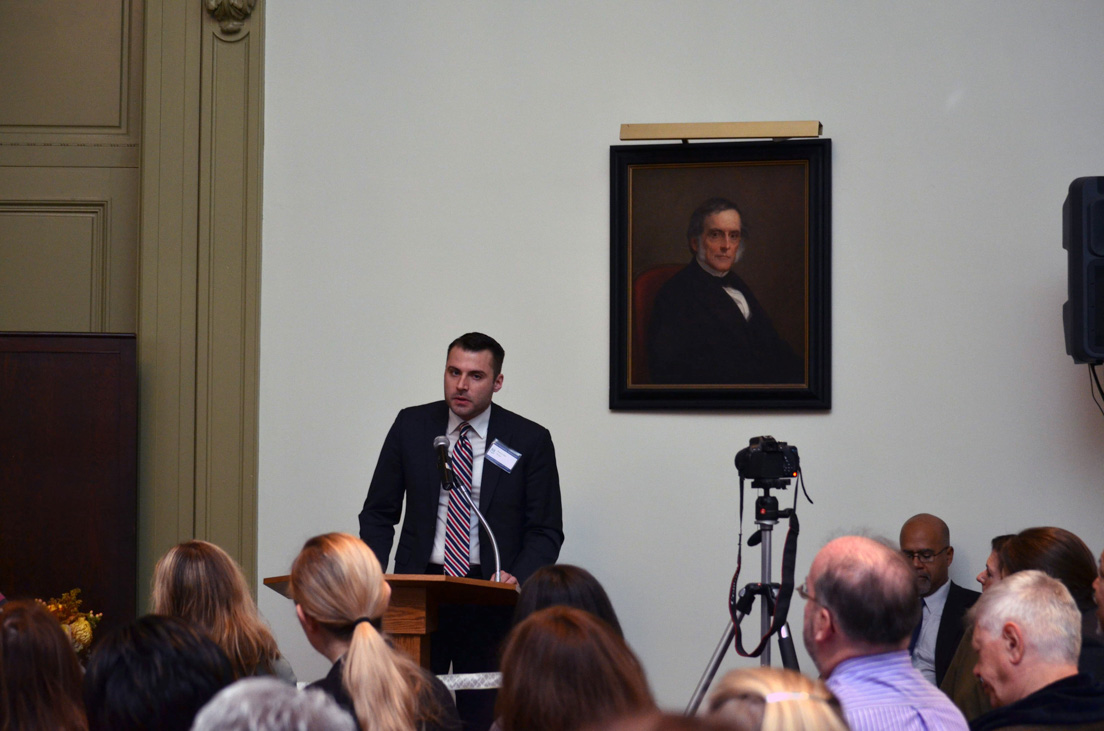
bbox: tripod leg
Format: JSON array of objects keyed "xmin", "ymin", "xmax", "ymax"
[{"xmin": 685, "ymin": 617, "xmax": 739, "ymax": 716}]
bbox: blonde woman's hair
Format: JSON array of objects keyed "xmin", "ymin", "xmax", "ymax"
[
  {"xmin": 289, "ymin": 532, "xmax": 427, "ymax": 731},
  {"xmin": 707, "ymin": 667, "xmax": 849, "ymax": 731},
  {"xmin": 151, "ymin": 540, "xmax": 281, "ymax": 679}
]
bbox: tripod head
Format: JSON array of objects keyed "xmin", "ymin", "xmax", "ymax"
[
  {"xmin": 748, "ymin": 495, "xmax": 791, "ymax": 544},
  {"xmin": 750, "ymin": 484, "xmax": 791, "ymax": 529}
]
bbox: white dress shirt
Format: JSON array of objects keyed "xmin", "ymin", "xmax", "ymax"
[{"xmin": 911, "ymin": 579, "xmax": 950, "ymax": 684}]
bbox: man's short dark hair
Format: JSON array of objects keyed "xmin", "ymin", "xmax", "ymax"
[
  {"xmin": 686, "ymin": 197, "xmax": 746, "ymax": 244},
  {"xmin": 448, "ymin": 332, "xmax": 505, "ymax": 376},
  {"xmin": 815, "ymin": 541, "xmax": 920, "ymax": 647},
  {"xmin": 83, "ymin": 614, "xmax": 235, "ymax": 731}
]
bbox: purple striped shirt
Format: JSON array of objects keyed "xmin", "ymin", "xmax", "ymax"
[{"xmin": 826, "ymin": 650, "xmax": 968, "ymax": 731}]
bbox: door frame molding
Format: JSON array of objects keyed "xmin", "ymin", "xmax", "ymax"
[{"xmin": 138, "ymin": 0, "xmax": 264, "ymax": 599}]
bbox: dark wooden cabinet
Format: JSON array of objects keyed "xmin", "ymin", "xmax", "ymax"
[{"xmin": 0, "ymin": 333, "xmax": 137, "ymax": 639}]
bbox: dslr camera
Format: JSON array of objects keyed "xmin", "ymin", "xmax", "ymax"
[{"xmin": 734, "ymin": 436, "xmax": 800, "ymax": 481}]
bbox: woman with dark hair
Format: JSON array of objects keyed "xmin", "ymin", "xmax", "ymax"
[
  {"xmin": 289, "ymin": 532, "xmax": 458, "ymax": 731},
  {"xmin": 0, "ymin": 599, "xmax": 87, "ymax": 731},
  {"xmin": 83, "ymin": 614, "xmax": 235, "ymax": 731},
  {"xmin": 151, "ymin": 539, "xmax": 295, "ymax": 682},
  {"xmin": 513, "ymin": 564, "xmax": 623, "ymax": 635},
  {"xmin": 999, "ymin": 527, "xmax": 1100, "ymax": 631},
  {"xmin": 496, "ymin": 606, "xmax": 655, "ymax": 731},
  {"xmin": 999, "ymin": 528, "xmax": 1098, "ymax": 605},
  {"xmin": 998, "ymin": 527, "xmax": 1104, "ymax": 681}
]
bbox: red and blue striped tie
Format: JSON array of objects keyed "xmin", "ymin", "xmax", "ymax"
[{"xmin": 443, "ymin": 423, "xmax": 474, "ymax": 577}]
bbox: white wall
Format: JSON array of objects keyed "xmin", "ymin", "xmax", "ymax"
[{"xmin": 259, "ymin": 1, "xmax": 1104, "ymax": 707}]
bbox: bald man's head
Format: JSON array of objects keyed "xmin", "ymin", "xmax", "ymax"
[
  {"xmin": 900, "ymin": 513, "xmax": 954, "ymax": 597},
  {"xmin": 810, "ymin": 536, "xmax": 921, "ymax": 647}
]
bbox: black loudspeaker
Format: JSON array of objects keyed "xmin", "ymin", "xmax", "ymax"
[{"xmin": 1063, "ymin": 176, "xmax": 1104, "ymax": 364}]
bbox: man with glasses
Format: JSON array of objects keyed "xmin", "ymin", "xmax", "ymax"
[
  {"xmin": 801, "ymin": 535, "xmax": 968, "ymax": 731},
  {"xmin": 899, "ymin": 513, "xmax": 980, "ymax": 686}
]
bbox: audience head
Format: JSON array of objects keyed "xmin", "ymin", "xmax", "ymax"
[
  {"xmin": 998, "ymin": 527, "xmax": 1098, "ymax": 611},
  {"xmin": 802, "ymin": 535, "xmax": 919, "ymax": 676},
  {"xmin": 0, "ymin": 599, "xmax": 87, "ymax": 731},
  {"xmin": 598, "ymin": 712, "xmax": 737, "ymax": 731},
  {"xmin": 707, "ymin": 667, "xmax": 848, "ymax": 731},
  {"xmin": 151, "ymin": 539, "xmax": 283, "ymax": 678},
  {"xmin": 514, "ymin": 564, "xmax": 623, "ymax": 636},
  {"xmin": 290, "ymin": 532, "xmax": 423, "ymax": 731},
  {"xmin": 977, "ymin": 534, "xmax": 1015, "ymax": 592},
  {"xmin": 968, "ymin": 569, "xmax": 1081, "ymax": 708},
  {"xmin": 191, "ymin": 677, "xmax": 356, "ymax": 731},
  {"xmin": 83, "ymin": 614, "xmax": 234, "ymax": 731},
  {"xmin": 899, "ymin": 513, "xmax": 954, "ymax": 598},
  {"xmin": 497, "ymin": 606, "xmax": 655, "ymax": 731}
]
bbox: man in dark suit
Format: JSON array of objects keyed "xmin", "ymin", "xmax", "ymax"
[
  {"xmin": 647, "ymin": 197, "xmax": 803, "ymax": 385},
  {"xmin": 359, "ymin": 332, "xmax": 563, "ymax": 730},
  {"xmin": 900, "ymin": 513, "xmax": 980, "ymax": 687}
]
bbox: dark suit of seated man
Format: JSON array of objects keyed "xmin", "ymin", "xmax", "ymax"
[
  {"xmin": 900, "ymin": 513, "xmax": 981, "ymax": 687},
  {"xmin": 359, "ymin": 332, "xmax": 563, "ymax": 731},
  {"xmin": 647, "ymin": 197, "xmax": 803, "ymax": 385}
]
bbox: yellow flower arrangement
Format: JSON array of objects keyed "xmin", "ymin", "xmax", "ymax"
[{"xmin": 38, "ymin": 588, "xmax": 102, "ymax": 657}]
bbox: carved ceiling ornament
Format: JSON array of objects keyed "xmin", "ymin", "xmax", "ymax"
[{"xmin": 204, "ymin": 0, "xmax": 257, "ymax": 34}]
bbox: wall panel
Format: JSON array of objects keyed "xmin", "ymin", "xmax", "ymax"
[{"xmin": 0, "ymin": 0, "xmax": 142, "ymax": 331}]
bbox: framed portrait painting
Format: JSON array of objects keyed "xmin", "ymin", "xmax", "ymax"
[{"xmin": 609, "ymin": 139, "xmax": 830, "ymax": 410}]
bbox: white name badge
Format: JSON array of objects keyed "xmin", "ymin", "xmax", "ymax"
[{"xmin": 485, "ymin": 439, "xmax": 520, "ymax": 473}]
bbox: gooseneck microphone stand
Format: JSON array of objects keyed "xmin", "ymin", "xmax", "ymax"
[{"xmin": 685, "ymin": 482, "xmax": 799, "ymax": 715}]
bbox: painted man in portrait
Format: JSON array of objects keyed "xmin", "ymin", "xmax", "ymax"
[{"xmin": 647, "ymin": 197, "xmax": 803, "ymax": 385}]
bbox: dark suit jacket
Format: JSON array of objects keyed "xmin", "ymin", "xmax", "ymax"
[
  {"xmin": 647, "ymin": 259, "xmax": 803, "ymax": 385},
  {"xmin": 935, "ymin": 581, "xmax": 981, "ymax": 687},
  {"xmin": 311, "ymin": 657, "xmax": 461, "ymax": 731},
  {"xmin": 359, "ymin": 401, "xmax": 563, "ymax": 584}
]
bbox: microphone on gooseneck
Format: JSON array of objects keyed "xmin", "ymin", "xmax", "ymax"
[
  {"xmin": 429, "ymin": 434, "xmax": 504, "ymax": 582},
  {"xmin": 433, "ymin": 435, "xmax": 454, "ymax": 489}
]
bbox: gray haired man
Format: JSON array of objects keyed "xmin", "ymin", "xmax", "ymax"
[{"xmin": 969, "ymin": 570, "xmax": 1104, "ymax": 731}]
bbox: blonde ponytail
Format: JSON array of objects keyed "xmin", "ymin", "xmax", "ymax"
[
  {"xmin": 344, "ymin": 620, "xmax": 418, "ymax": 731},
  {"xmin": 290, "ymin": 533, "xmax": 426, "ymax": 731}
]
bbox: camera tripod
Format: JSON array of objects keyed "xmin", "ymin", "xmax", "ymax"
[{"xmin": 685, "ymin": 488, "xmax": 800, "ymax": 715}]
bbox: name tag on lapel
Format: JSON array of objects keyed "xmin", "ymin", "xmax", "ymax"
[{"xmin": 486, "ymin": 439, "xmax": 520, "ymax": 473}]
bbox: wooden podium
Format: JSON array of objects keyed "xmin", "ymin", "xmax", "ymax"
[{"xmin": 264, "ymin": 574, "xmax": 518, "ymax": 668}]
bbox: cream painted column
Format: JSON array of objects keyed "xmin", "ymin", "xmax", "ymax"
[{"xmin": 139, "ymin": 0, "xmax": 264, "ymax": 600}]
